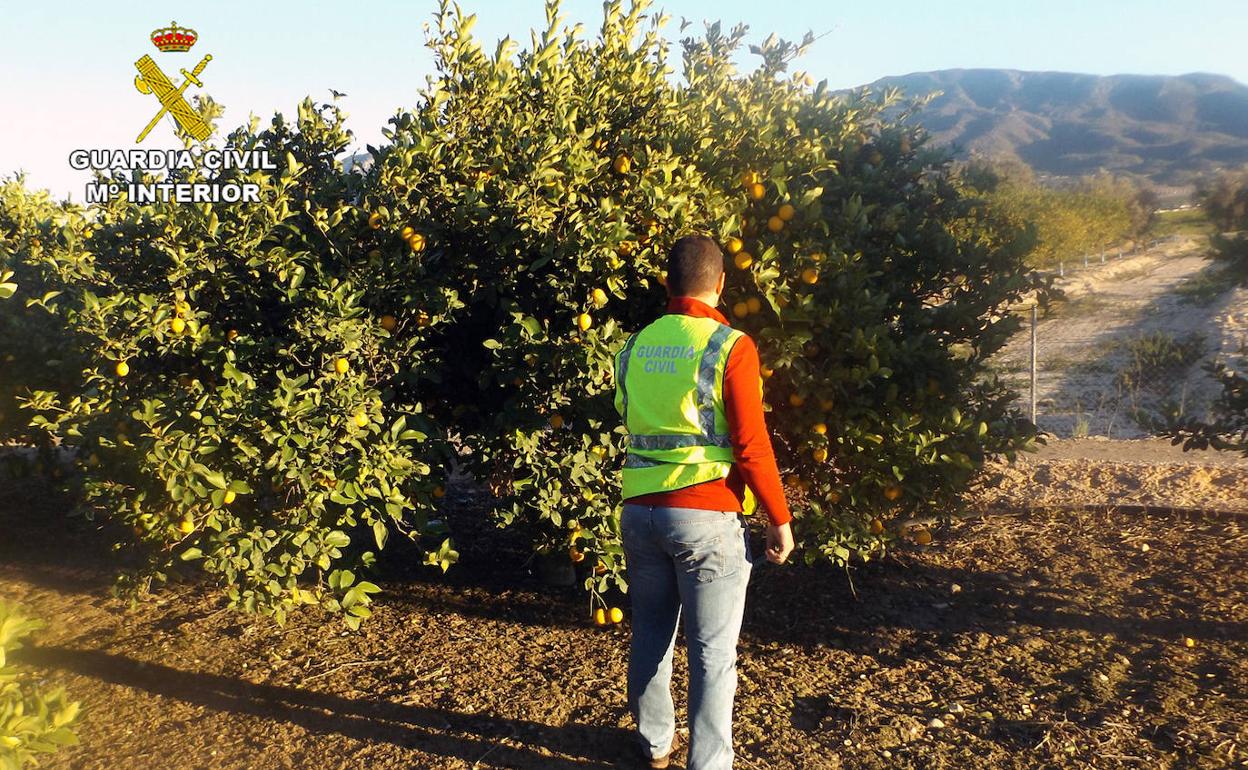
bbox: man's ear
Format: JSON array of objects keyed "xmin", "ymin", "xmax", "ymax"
[{"xmin": 716, "ymin": 271, "xmax": 727, "ymax": 293}]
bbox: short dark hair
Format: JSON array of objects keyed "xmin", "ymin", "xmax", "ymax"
[{"xmin": 666, "ymin": 235, "xmax": 723, "ymax": 297}]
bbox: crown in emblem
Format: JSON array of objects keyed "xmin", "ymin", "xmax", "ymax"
[{"xmin": 150, "ymin": 21, "xmax": 197, "ymax": 52}]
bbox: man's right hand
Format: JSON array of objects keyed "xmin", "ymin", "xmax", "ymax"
[{"xmin": 764, "ymin": 522, "xmax": 794, "ymax": 564}]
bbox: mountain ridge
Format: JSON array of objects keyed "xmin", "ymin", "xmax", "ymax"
[{"xmin": 866, "ymin": 68, "xmax": 1248, "ymax": 186}]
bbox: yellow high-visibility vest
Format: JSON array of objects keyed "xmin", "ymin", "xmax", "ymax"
[{"xmin": 614, "ymin": 313, "xmax": 746, "ymax": 500}]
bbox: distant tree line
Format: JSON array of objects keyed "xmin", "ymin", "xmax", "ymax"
[{"xmin": 962, "ymin": 160, "xmax": 1154, "ymax": 269}]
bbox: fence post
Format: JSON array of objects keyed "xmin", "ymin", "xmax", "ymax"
[{"xmin": 1030, "ymin": 304, "xmax": 1038, "ymax": 426}]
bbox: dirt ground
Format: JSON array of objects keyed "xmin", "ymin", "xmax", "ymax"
[
  {"xmin": 3, "ymin": 464, "xmax": 1246, "ymax": 770},
  {"xmin": 973, "ymin": 439, "xmax": 1248, "ymax": 514}
]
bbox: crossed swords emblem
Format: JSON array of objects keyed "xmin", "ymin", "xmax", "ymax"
[{"xmin": 134, "ymin": 53, "xmax": 212, "ymax": 143}]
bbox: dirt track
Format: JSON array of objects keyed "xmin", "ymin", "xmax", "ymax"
[
  {"xmin": 2, "ymin": 474, "xmax": 1245, "ymax": 770},
  {"xmin": 994, "ymin": 235, "xmax": 1248, "ymax": 438}
]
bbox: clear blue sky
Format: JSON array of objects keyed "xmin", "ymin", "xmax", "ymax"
[{"xmin": 3, "ymin": 0, "xmax": 1245, "ymax": 199}]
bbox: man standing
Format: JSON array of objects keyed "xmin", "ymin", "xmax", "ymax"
[{"xmin": 614, "ymin": 235, "xmax": 794, "ymax": 769}]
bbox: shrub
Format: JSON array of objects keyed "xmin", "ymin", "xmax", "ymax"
[{"xmin": 0, "ymin": 603, "xmax": 79, "ymax": 769}]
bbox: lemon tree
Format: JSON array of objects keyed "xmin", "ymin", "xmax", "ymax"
[
  {"xmin": 365, "ymin": 0, "xmax": 1040, "ymax": 599},
  {"xmin": 21, "ymin": 102, "xmax": 454, "ymax": 627}
]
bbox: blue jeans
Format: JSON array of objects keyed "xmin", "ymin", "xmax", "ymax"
[{"xmin": 621, "ymin": 504, "xmax": 753, "ymax": 770}]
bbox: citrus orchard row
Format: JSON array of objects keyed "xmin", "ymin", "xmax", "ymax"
[{"xmin": 1, "ymin": 0, "xmax": 1040, "ymax": 625}]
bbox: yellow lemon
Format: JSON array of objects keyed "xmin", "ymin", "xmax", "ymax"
[
  {"xmin": 178, "ymin": 518, "xmax": 195, "ymax": 535},
  {"xmin": 760, "ymin": 365, "xmax": 774, "ymax": 379},
  {"xmin": 576, "ymin": 313, "xmax": 593, "ymax": 332},
  {"xmin": 777, "ymin": 204, "xmax": 796, "ymax": 221},
  {"xmin": 400, "ymin": 225, "xmax": 415, "ymax": 240},
  {"xmin": 884, "ymin": 485, "xmax": 902, "ymax": 501},
  {"xmin": 549, "ymin": 414, "xmax": 564, "ymax": 430},
  {"xmin": 788, "ymin": 393, "xmax": 805, "ymax": 407},
  {"xmin": 223, "ymin": 489, "xmax": 236, "ymax": 505},
  {"xmin": 734, "ymin": 251, "xmax": 754, "ymax": 270},
  {"xmin": 334, "ymin": 358, "xmax": 350, "ymax": 374},
  {"xmin": 870, "ymin": 518, "xmax": 884, "ymax": 534},
  {"xmin": 354, "ymin": 411, "xmax": 369, "ymax": 428},
  {"xmin": 812, "ymin": 447, "xmax": 829, "ymax": 463},
  {"xmin": 594, "ymin": 608, "xmax": 608, "ymax": 626},
  {"xmin": 591, "ymin": 288, "xmax": 608, "ymax": 308},
  {"xmin": 368, "ymin": 212, "xmax": 382, "ymax": 229},
  {"xmin": 227, "ymin": 328, "xmax": 239, "ymax": 341},
  {"xmin": 767, "ymin": 216, "xmax": 785, "ymax": 233},
  {"xmin": 801, "ymin": 267, "xmax": 819, "ymax": 285},
  {"xmin": 740, "ymin": 170, "xmax": 760, "ymax": 187},
  {"xmin": 114, "ymin": 360, "xmax": 130, "ymax": 377},
  {"xmin": 609, "ymin": 607, "xmax": 624, "ymax": 624},
  {"xmin": 380, "ymin": 314, "xmax": 398, "ymax": 331},
  {"xmin": 725, "ymin": 236, "xmax": 744, "ymax": 254},
  {"xmin": 913, "ymin": 527, "xmax": 932, "ymax": 545},
  {"xmin": 746, "ymin": 297, "xmax": 762, "ymax": 314},
  {"xmin": 812, "ymin": 422, "xmax": 827, "ymax": 435},
  {"xmin": 613, "ymin": 153, "xmax": 632, "ymax": 174},
  {"xmin": 408, "ymin": 233, "xmax": 427, "ymax": 252},
  {"xmin": 732, "ymin": 302, "xmax": 749, "ymax": 319},
  {"xmin": 749, "ymin": 182, "xmax": 766, "ymax": 201}
]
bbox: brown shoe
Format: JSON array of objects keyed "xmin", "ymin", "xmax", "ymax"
[{"xmin": 646, "ymin": 733, "xmax": 678, "ymax": 769}]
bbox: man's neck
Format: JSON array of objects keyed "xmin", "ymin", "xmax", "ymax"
[{"xmin": 672, "ymin": 293, "xmax": 720, "ymax": 308}]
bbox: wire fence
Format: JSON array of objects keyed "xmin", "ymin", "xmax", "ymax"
[{"xmin": 989, "ymin": 234, "xmax": 1248, "ymax": 439}]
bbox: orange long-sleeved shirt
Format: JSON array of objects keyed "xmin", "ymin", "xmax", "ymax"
[{"xmin": 623, "ymin": 297, "xmax": 792, "ymax": 526}]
